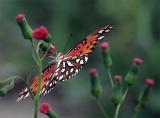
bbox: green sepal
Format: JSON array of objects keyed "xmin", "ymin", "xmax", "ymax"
[
  {"xmin": 90, "ymin": 75, "xmax": 102, "ymax": 98},
  {"xmin": 47, "ymin": 109, "xmax": 57, "ymax": 118},
  {"xmin": 124, "ymin": 65, "xmax": 138, "ymax": 86},
  {"xmin": 17, "ymin": 18, "xmax": 32, "ymax": 40},
  {"xmin": 102, "ymin": 49, "xmax": 112, "ymax": 67}
]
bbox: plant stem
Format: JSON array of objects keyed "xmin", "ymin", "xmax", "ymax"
[
  {"xmin": 107, "ymin": 68, "xmax": 114, "ymax": 88},
  {"xmin": 96, "ymin": 99, "xmax": 110, "ymax": 118},
  {"xmin": 114, "ymin": 88, "xmax": 128, "ymax": 118}
]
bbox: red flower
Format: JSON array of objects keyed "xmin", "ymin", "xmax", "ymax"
[
  {"xmin": 89, "ymin": 68, "xmax": 97, "ymax": 77},
  {"xmin": 134, "ymin": 57, "xmax": 143, "ymax": 65},
  {"xmin": 114, "ymin": 75, "xmax": 122, "ymax": 81},
  {"xmin": 32, "ymin": 26, "xmax": 49, "ymax": 40},
  {"xmin": 145, "ymin": 79, "xmax": 154, "ymax": 87},
  {"xmin": 99, "ymin": 42, "xmax": 109, "ymax": 49},
  {"xmin": 16, "ymin": 13, "xmax": 25, "ymax": 22},
  {"xmin": 39, "ymin": 102, "xmax": 52, "ymax": 114}
]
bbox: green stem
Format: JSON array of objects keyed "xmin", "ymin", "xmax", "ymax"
[
  {"xmin": 30, "ymin": 40, "xmax": 43, "ymax": 118},
  {"xmin": 132, "ymin": 103, "xmax": 141, "ymax": 118},
  {"xmin": 107, "ymin": 68, "xmax": 114, "ymax": 88},
  {"xmin": 34, "ymin": 57, "xmax": 42, "ymax": 118},
  {"xmin": 96, "ymin": 99, "xmax": 110, "ymax": 118},
  {"xmin": 114, "ymin": 88, "xmax": 128, "ymax": 118}
]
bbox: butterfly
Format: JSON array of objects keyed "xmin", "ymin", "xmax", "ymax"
[{"xmin": 17, "ymin": 25, "xmax": 112, "ymax": 101}]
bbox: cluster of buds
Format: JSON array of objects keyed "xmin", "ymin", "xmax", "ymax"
[
  {"xmin": 89, "ymin": 41, "xmax": 155, "ymax": 117},
  {"xmin": 39, "ymin": 102, "xmax": 56, "ymax": 118},
  {"xmin": 16, "ymin": 13, "xmax": 56, "ymax": 57}
]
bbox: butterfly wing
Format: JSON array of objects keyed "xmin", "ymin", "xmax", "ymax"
[
  {"xmin": 35, "ymin": 55, "xmax": 88, "ymax": 97},
  {"xmin": 17, "ymin": 63, "xmax": 56, "ymax": 101},
  {"xmin": 17, "ymin": 25, "xmax": 112, "ymax": 101},
  {"xmin": 67, "ymin": 25, "xmax": 112, "ymax": 57},
  {"xmin": 52, "ymin": 25, "xmax": 112, "ymax": 82}
]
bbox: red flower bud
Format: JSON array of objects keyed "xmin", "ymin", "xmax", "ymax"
[
  {"xmin": 114, "ymin": 75, "xmax": 122, "ymax": 81},
  {"xmin": 99, "ymin": 42, "xmax": 109, "ymax": 49},
  {"xmin": 134, "ymin": 57, "xmax": 143, "ymax": 65},
  {"xmin": 39, "ymin": 102, "xmax": 52, "ymax": 114},
  {"xmin": 145, "ymin": 79, "xmax": 154, "ymax": 87},
  {"xmin": 89, "ymin": 68, "xmax": 97, "ymax": 77},
  {"xmin": 16, "ymin": 13, "xmax": 25, "ymax": 22},
  {"xmin": 32, "ymin": 26, "xmax": 49, "ymax": 40}
]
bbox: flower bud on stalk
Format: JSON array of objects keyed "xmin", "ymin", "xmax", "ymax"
[
  {"xmin": 135, "ymin": 79, "xmax": 154, "ymax": 112},
  {"xmin": 124, "ymin": 57, "xmax": 143, "ymax": 86},
  {"xmin": 39, "ymin": 102, "xmax": 56, "ymax": 118},
  {"xmin": 99, "ymin": 42, "xmax": 112, "ymax": 68},
  {"xmin": 32, "ymin": 26, "xmax": 51, "ymax": 43},
  {"xmin": 112, "ymin": 75, "xmax": 123, "ymax": 105},
  {"xmin": 16, "ymin": 13, "xmax": 32, "ymax": 40},
  {"xmin": 89, "ymin": 68, "xmax": 102, "ymax": 98}
]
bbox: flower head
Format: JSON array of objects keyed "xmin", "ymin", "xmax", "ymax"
[
  {"xmin": 39, "ymin": 102, "xmax": 52, "ymax": 114},
  {"xmin": 89, "ymin": 68, "xmax": 97, "ymax": 77},
  {"xmin": 145, "ymin": 79, "xmax": 154, "ymax": 87},
  {"xmin": 114, "ymin": 75, "xmax": 122, "ymax": 81},
  {"xmin": 32, "ymin": 26, "xmax": 49, "ymax": 40},
  {"xmin": 134, "ymin": 57, "xmax": 143, "ymax": 65},
  {"xmin": 16, "ymin": 13, "xmax": 25, "ymax": 22},
  {"xmin": 99, "ymin": 42, "xmax": 109, "ymax": 49}
]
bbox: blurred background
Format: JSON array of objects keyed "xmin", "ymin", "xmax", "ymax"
[{"xmin": 0, "ymin": 0, "xmax": 160, "ymax": 118}]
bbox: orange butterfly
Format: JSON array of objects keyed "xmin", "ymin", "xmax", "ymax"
[{"xmin": 17, "ymin": 25, "xmax": 112, "ymax": 101}]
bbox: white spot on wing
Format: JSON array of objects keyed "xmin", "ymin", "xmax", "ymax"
[
  {"xmin": 67, "ymin": 61, "xmax": 74, "ymax": 66},
  {"xmin": 63, "ymin": 62, "xmax": 65, "ymax": 67},
  {"xmin": 59, "ymin": 75, "xmax": 63, "ymax": 80},
  {"xmin": 70, "ymin": 68, "xmax": 74, "ymax": 73},
  {"xmin": 85, "ymin": 57, "xmax": 88, "ymax": 62},
  {"xmin": 61, "ymin": 68, "xmax": 65, "ymax": 72},
  {"xmin": 98, "ymin": 36, "xmax": 104, "ymax": 40},
  {"xmin": 80, "ymin": 60, "xmax": 84, "ymax": 64},
  {"xmin": 76, "ymin": 59, "xmax": 80, "ymax": 63},
  {"xmin": 98, "ymin": 30, "xmax": 104, "ymax": 33},
  {"xmin": 105, "ymin": 29, "xmax": 110, "ymax": 32},
  {"xmin": 75, "ymin": 69, "xmax": 79, "ymax": 73}
]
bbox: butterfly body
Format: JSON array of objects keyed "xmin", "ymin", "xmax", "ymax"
[{"xmin": 17, "ymin": 25, "xmax": 112, "ymax": 101}]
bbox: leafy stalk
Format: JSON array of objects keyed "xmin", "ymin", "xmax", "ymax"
[{"xmin": 114, "ymin": 88, "xmax": 128, "ymax": 118}]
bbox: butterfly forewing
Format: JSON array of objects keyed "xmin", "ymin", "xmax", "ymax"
[{"xmin": 67, "ymin": 25, "xmax": 112, "ymax": 57}]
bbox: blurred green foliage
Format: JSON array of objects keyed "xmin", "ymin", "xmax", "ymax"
[{"xmin": 0, "ymin": 0, "xmax": 160, "ymax": 118}]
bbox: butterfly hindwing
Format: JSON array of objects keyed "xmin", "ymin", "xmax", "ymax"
[{"xmin": 17, "ymin": 63, "xmax": 56, "ymax": 101}]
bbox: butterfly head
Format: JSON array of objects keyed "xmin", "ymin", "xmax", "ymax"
[{"xmin": 57, "ymin": 53, "xmax": 64, "ymax": 60}]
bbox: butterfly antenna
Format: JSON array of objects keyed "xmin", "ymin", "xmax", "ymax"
[{"xmin": 62, "ymin": 33, "xmax": 73, "ymax": 53}]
